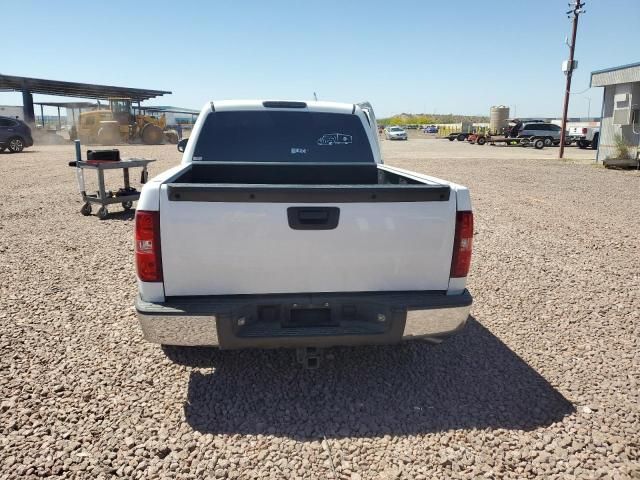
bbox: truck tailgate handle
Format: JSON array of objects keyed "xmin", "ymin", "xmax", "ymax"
[{"xmin": 287, "ymin": 207, "xmax": 340, "ymax": 230}]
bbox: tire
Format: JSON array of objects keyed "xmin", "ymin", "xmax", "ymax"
[
  {"xmin": 122, "ymin": 201, "xmax": 133, "ymax": 211},
  {"xmin": 97, "ymin": 206, "xmax": 109, "ymax": 220},
  {"xmin": 543, "ymin": 137, "xmax": 553, "ymax": 147},
  {"xmin": 533, "ymin": 138, "xmax": 545, "ymax": 150},
  {"xmin": 7, "ymin": 137, "xmax": 25, "ymax": 153},
  {"xmin": 164, "ymin": 130, "xmax": 179, "ymax": 145},
  {"xmin": 477, "ymin": 136, "xmax": 486, "ymax": 145},
  {"xmin": 448, "ymin": 137, "xmax": 455, "ymax": 141},
  {"xmin": 141, "ymin": 124, "xmax": 164, "ymax": 145},
  {"xmin": 80, "ymin": 203, "xmax": 92, "ymax": 216},
  {"xmin": 577, "ymin": 140, "xmax": 588, "ymax": 149},
  {"xmin": 591, "ymin": 133, "xmax": 599, "ymax": 149},
  {"xmin": 0, "ymin": 146, "xmax": 5, "ymax": 153},
  {"xmin": 456, "ymin": 134, "xmax": 466, "ymax": 142}
]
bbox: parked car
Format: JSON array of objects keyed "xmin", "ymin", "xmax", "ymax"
[
  {"xmin": 517, "ymin": 122, "xmax": 562, "ymax": 146},
  {"xmin": 423, "ymin": 125, "xmax": 438, "ymax": 134},
  {"xmin": 568, "ymin": 126, "xmax": 599, "ymax": 149},
  {"xmin": 134, "ymin": 100, "xmax": 473, "ymax": 359},
  {"xmin": 0, "ymin": 116, "xmax": 33, "ymax": 153},
  {"xmin": 384, "ymin": 126, "xmax": 408, "ymax": 140}
]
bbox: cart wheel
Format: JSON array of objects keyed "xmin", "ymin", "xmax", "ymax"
[
  {"xmin": 80, "ymin": 203, "xmax": 92, "ymax": 216},
  {"xmin": 543, "ymin": 137, "xmax": 553, "ymax": 147},
  {"xmin": 533, "ymin": 138, "xmax": 545, "ymax": 149},
  {"xmin": 477, "ymin": 136, "xmax": 486, "ymax": 145},
  {"xmin": 456, "ymin": 134, "xmax": 466, "ymax": 141},
  {"xmin": 122, "ymin": 201, "xmax": 133, "ymax": 211},
  {"xmin": 97, "ymin": 206, "xmax": 109, "ymax": 220}
]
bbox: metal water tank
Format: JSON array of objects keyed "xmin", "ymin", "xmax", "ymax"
[{"xmin": 490, "ymin": 106, "xmax": 510, "ymax": 132}]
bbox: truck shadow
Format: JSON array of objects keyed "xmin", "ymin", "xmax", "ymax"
[{"xmin": 178, "ymin": 317, "xmax": 574, "ymax": 438}]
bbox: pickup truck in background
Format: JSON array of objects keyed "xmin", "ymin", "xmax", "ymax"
[
  {"xmin": 134, "ymin": 100, "xmax": 473, "ymax": 358},
  {"xmin": 568, "ymin": 126, "xmax": 600, "ymax": 149}
]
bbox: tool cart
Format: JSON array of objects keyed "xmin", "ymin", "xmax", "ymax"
[{"xmin": 70, "ymin": 141, "xmax": 155, "ymax": 219}]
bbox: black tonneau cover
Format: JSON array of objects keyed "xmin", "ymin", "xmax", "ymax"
[{"xmin": 166, "ymin": 162, "xmax": 450, "ymax": 203}]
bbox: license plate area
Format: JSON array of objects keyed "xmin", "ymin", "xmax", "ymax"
[
  {"xmin": 284, "ymin": 306, "xmax": 336, "ymax": 327},
  {"xmin": 231, "ymin": 298, "xmax": 395, "ymax": 339}
]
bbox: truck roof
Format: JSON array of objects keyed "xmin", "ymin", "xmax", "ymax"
[{"xmin": 205, "ymin": 100, "xmax": 356, "ymax": 115}]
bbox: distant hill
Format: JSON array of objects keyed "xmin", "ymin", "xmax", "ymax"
[{"xmin": 379, "ymin": 113, "xmax": 489, "ymax": 125}]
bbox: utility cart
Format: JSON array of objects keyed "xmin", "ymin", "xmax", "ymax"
[{"xmin": 70, "ymin": 143, "xmax": 154, "ymax": 219}]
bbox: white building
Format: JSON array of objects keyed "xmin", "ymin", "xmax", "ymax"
[
  {"xmin": 591, "ymin": 62, "xmax": 640, "ymax": 164},
  {"xmin": 0, "ymin": 105, "xmax": 24, "ymax": 120}
]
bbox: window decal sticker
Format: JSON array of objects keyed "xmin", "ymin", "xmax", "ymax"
[{"xmin": 317, "ymin": 133, "xmax": 353, "ymax": 146}]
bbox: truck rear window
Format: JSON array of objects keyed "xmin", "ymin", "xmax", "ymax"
[{"xmin": 192, "ymin": 111, "xmax": 374, "ymax": 163}]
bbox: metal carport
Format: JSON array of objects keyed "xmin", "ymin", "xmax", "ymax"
[{"xmin": 0, "ymin": 74, "xmax": 171, "ymax": 123}]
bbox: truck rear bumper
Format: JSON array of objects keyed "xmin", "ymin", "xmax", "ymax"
[{"xmin": 136, "ymin": 290, "xmax": 472, "ymax": 349}]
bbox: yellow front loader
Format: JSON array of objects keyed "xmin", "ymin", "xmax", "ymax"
[{"xmin": 75, "ymin": 98, "xmax": 178, "ymax": 145}]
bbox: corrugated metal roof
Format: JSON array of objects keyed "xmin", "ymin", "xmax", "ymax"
[
  {"xmin": 136, "ymin": 105, "xmax": 200, "ymax": 114},
  {"xmin": 0, "ymin": 74, "xmax": 171, "ymax": 101},
  {"xmin": 590, "ymin": 62, "xmax": 640, "ymax": 87}
]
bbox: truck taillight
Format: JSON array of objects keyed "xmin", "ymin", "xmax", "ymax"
[
  {"xmin": 450, "ymin": 211, "xmax": 473, "ymax": 278},
  {"xmin": 135, "ymin": 210, "xmax": 163, "ymax": 282},
  {"xmin": 582, "ymin": 127, "xmax": 588, "ymax": 135}
]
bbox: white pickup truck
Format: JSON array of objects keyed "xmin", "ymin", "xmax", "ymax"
[
  {"xmin": 134, "ymin": 100, "xmax": 473, "ymax": 354},
  {"xmin": 568, "ymin": 125, "xmax": 600, "ymax": 149}
]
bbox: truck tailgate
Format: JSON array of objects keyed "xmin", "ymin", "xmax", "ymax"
[{"xmin": 159, "ymin": 187, "xmax": 456, "ymax": 296}]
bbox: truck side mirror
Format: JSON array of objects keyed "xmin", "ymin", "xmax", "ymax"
[{"xmin": 177, "ymin": 138, "xmax": 188, "ymax": 152}]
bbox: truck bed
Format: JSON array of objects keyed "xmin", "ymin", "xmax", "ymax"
[{"xmin": 166, "ymin": 162, "xmax": 450, "ymax": 203}]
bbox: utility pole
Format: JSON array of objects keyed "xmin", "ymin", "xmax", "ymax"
[{"xmin": 559, "ymin": 0, "xmax": 586, "ymax": 159}]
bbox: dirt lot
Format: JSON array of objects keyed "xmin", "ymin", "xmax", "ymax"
[{"xmin": 1, "ymin": 140, "xmax": 638, "ymax": 479}]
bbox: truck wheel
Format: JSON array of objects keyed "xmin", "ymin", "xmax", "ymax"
[
  {"xmin": 577, "ymin": 140, "xmax": 588, "ymax": 149},
  {"xmin": 591, "ymin": 133, "xmax": 599, "ymax": 149},
  {"xmin": 97, "ymin": 206, "xmax": 109, "ymax": 220},
  {"xmin": 533, "ymin": 138, "xmax": 545, "ymax": 149},
  {"xmin": 80, "ymin": 203, "xmax": 92, "ymax": 216},
  {"xmin": 457, "ymin": 134, "xmax": 466, "ymax": 141},
  {"xmin": 476, "ymin": 136, "xmax": 486, "ymax": 145},
  {"xmin": 544, "ymin": 137, "xmax": 553, "ymax": 147}
]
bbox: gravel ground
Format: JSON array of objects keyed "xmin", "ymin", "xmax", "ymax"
[{"xmin": 1, "ymin": 140, "xmax": 638, "ymax": 479}]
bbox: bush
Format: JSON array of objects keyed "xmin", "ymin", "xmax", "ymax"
[{"xmin": 613, "ymin": 134, "xmax": 634, "ymax": 159}]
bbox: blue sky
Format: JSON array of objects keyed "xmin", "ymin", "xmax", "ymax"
[{"xmin": 3, "ymin": 0, "xmax": 639, "ymax": 118}]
